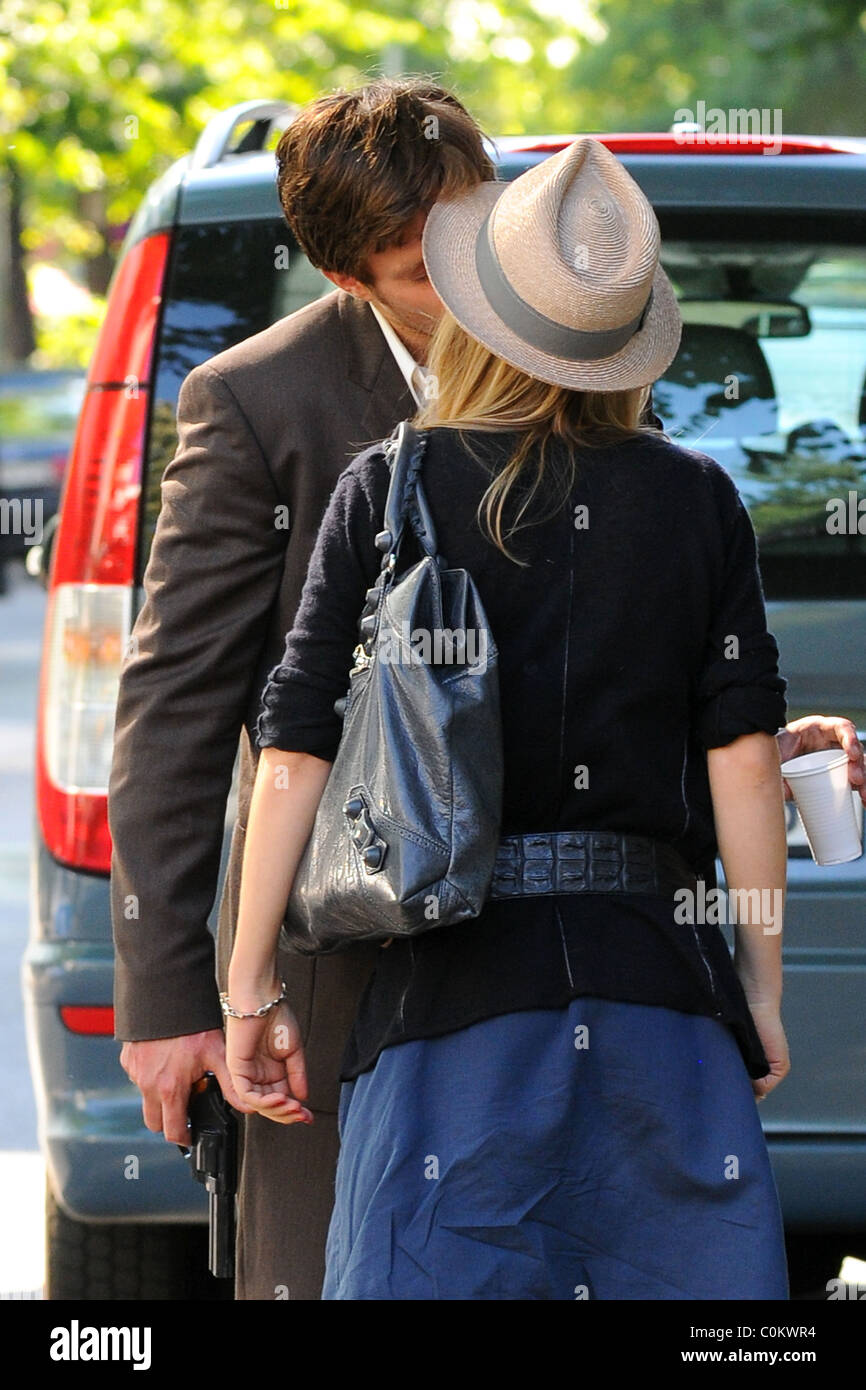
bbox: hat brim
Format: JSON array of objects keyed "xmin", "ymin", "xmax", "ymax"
[{"xmin": 422, "ymin": 181, "xmax": 682, "ymax": 392}]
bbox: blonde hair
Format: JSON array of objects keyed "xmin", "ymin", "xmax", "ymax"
[{"xmin": 414, "ymin": 310, "xmax": 654, "ymax": 565}]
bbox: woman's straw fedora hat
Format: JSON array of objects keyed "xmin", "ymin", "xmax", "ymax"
[{"xmin": 422, "ymin": 136, "xmax": 682, "ymax": 391}]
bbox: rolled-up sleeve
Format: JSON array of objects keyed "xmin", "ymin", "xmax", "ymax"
[
  {"xmin": 256, "ymin": 457, "xmax": 385, "ymax": 760},
  {"xmin": 693, "ymin": 473, "xmax": 787, "ymax": 749}
]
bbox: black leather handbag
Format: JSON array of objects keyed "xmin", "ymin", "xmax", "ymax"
[{"xmin": 281, "ymin": 421, "xmax": 504, "ymax": 955}]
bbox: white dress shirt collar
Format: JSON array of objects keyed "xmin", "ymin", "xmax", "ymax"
[{"xmin": 369, "ymin": 302, "xmax": 428, "ymax": 407}]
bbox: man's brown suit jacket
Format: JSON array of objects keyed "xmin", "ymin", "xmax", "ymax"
[{"xmin": 109, "ymin": 288, "xmax": 413, "ymax": 1297}]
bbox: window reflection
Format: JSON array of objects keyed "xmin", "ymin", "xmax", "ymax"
[{"xmin": 656, "ymin": 245, "xmax": 866, "ymax": 597}]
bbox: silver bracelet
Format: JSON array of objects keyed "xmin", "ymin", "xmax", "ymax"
[{"xmin": 219, "ymin": 980, "xmax": 287, "ymax": 1020}]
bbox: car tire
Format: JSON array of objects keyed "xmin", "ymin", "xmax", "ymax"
[{"xmin": 45, "ymin": 1181, "xmax": 234, "ymax": 1300}]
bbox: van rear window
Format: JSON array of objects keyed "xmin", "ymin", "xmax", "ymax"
[
  {"xmin": 141, "ymin": 219, "xmax": 331, "ymax": 570},
  {"xmin": 140, "ymin": 214, "xmax": 866, "ymax": 599}
]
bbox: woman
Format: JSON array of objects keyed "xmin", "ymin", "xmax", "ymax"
[{"xmin": 225, "ymin": 138, "xmax": 790, "ymax": 1300}]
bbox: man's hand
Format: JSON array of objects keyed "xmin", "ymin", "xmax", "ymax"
[
  {"xmin": 120, "ymin": 1030, "xmax": 254, "ymax": 1145},
  {"xmin": 777, "ymin": 716, "xmax": 865, "ymax": 805}
]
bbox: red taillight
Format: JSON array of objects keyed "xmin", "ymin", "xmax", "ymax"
[
  {"xmin": 37, "ymin": 231, "xmax": 170, "ymax": 873},
  {"xmin": 53, "ymin": 232, "xmax": 170, "ymax": 590},
  {"xmin": 87, "ymin": 233, "xmax": 168, "ymax": 386},
  {"xmin": 60, "ymin": 1005, "xmax": 115, "ymax": 1036},
  {"xmin": 50, "ymin": 387, "xmax": 149, "ymax": 589},
  {"xmin": 501, "ymin": 133, "xmax": 860, "ymax": 157}
]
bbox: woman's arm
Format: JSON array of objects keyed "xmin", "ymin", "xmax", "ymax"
[
  {"xmin": 224, "ymin": 748, "xmax": 331, "ymax": 1124},
  {"xmin": 225, "ymin": 453, "xmax": 390, "ymax": 1122},
  {"xmin": 706, "ymin": 729, "xmax": 790, "ymax": 1098},
  {"xmin": 229, "ymin": 748, "xmax": 331, "ymax": 1006}
]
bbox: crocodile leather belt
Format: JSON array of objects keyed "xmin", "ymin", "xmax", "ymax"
[{"xmin": 487, "ymin": 830, "xmax": 700, "ymax": 900}]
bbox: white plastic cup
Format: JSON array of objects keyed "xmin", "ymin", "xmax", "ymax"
[{"xmin": 780, "ymin": 749, "xmax": 864, "ymax": 866}]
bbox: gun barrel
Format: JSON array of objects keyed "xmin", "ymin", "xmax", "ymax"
[{"xmin": 209, "ymin": 1190, "xmax": 236, "ymax": 1279}]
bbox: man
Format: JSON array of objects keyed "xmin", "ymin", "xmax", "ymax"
[{"xmin": 109, "ymin": 76, "xmax": 866, "ymax": 1301}]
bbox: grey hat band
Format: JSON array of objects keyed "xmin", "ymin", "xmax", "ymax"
[{"xmin": 475, "ymin": 208, "xmax": 654, "ymax": 363}]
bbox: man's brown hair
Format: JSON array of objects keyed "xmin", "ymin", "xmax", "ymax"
[{"xmin": 275, "ymin": 76, "xmax": 495, "ymax": 281}]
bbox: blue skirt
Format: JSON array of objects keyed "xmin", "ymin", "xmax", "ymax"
[{"xmin": 322, "ymin": 998, "xmax": 789, "ymax": 1300}]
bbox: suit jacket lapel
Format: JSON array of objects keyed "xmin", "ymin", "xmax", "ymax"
[{"xmin": 337, "ymin": 291, "xmax": 415, "ymax": 441}]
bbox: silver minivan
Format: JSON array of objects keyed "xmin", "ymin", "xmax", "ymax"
[{"xmin": 25, "ymin": 107, "xmax": 866, "ymax": 1298}]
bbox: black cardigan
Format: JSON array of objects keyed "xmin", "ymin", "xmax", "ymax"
[{"xmin": 256, "ymin": 425, "xmax": 788, "ymax": 1082}]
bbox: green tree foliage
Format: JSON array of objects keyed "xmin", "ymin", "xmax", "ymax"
[
  {"xmin": 573, "ymin": 0, "xmax": 866, "ymax": 135},
  {"xmin": 0, "ymin": 0, "xmax": 601, "ymax": 357}
]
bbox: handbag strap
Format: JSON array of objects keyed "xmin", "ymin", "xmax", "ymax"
[
  {"xmin": 339, "ymin": 422, "xmax": 439, "ymax": 692},
  {"xmin": 381, "ymin": 420, "xmax": 438, "ymax": 565}
]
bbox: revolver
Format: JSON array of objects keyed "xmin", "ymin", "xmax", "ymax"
[{"xmin": 178, "ymin": 1072, "xmax": 238, "ymax": 1279}]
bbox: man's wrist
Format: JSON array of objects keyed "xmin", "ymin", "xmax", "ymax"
[{"xmin": 113, "ymin": 997, "xmax": 224, "ymax": 1043}]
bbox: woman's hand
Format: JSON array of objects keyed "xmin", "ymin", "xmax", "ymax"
[
  {"xmin": 227, "ymin": 748, "xmax": 332, "ymax": 1124},
  {"xmin": 225, "ymin": 1000, "xmax": 313, "ymax": 1126},
  {"xmin": 745, "ymin": 999, "xmax": 790, "ymax": 1103}
]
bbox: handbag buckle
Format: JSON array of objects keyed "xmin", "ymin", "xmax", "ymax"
[
  {"xmin": 343, "ymin": 795, "xmax": 388, "ymax": 874},
  {"xmin": 350, "ymin": 642, "xmax": 372, "ymax": 674}
]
